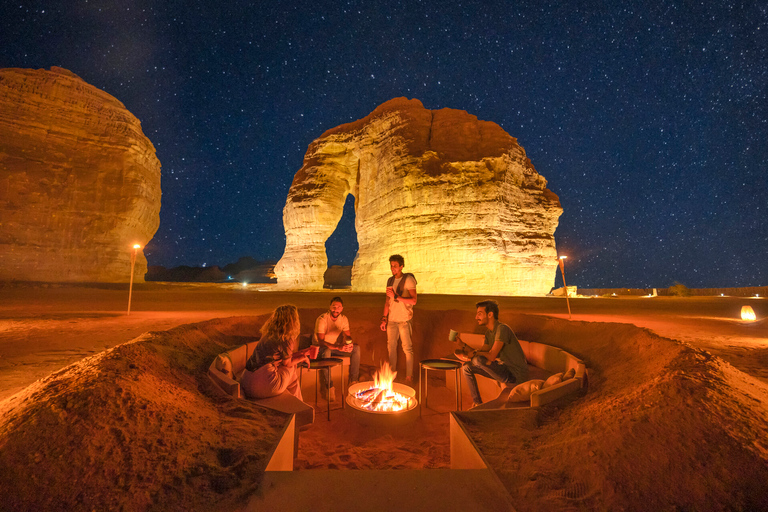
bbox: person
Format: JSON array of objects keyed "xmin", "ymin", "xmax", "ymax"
[
  {"xmin": 313, "ymin": 296, "xmax": 361, "ymax": 402},
  {"xmin": 379, "ymin": 254, "xmax": 417, "ymax": 383},
  {"xmin": 239, "ymin": 304, "xmax": 311, "ymax": 400},
  {"xmin": 456, "ymin": 300, "xmax": 529, "ymax": 408}
]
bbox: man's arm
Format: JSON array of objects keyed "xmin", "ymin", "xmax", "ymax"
[
  {"xmin": 380, "ymin": 293, "xmax": 391, "ymax": 331},
  {"xmin": 315, "ymin": 317, "xmax": 335, "ymax": 350},
  {"xmin": 476, "ymin": 339, "xmax": 504, "ymax": 361},
  {"xmin": 395, "ymin": 287, "xmax": 417, "ymax": 306}
]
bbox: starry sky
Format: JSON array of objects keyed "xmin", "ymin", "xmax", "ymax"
[{"xmin": 1, "ymin": 1, "xmax": 766, "ymax": 289}]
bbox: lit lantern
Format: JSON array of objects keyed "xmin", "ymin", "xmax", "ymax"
[{"xmin": 741, "ymin": 305, "xmax": 756, "ymax": 322}]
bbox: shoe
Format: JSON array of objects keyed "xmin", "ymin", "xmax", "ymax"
[
  {"xmin": 469, "ymin": 402, "xmax": 483, "ymax": 410},
  {"xmin": 405, "ymin": 376, "xmax": 414, "ymax": 384},
  {"xmin": 324, "ymin": 387, "xmax": 336, "ymax": 402},
  {"xmin": 349, "ymin": 379, "xmax": 359, "ymax": 386}
]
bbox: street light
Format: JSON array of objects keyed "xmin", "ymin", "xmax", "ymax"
[
  {"xmin": 127, "ymin": 244, "xmax": 141, "ymax": 315},
  {"xmin": 558, "ymin": 255, "xmax": 572, "ymax": 319}
]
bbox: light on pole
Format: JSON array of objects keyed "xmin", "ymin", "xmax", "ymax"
[
  {"xmin": 127, "ymin": 244, "xmax": 141, "ymax": 315},
  {"xmin": 558, "ymin": 255, "xmax": 572, "ymax": 319}
]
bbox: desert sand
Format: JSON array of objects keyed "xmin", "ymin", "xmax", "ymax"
[{"xmin": 1, "ymin": 283, "xmax": 767, "ymax": 511}]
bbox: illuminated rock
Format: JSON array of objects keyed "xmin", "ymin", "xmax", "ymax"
[
  {"xmin": 0, "ymin": 67, "xmax": 160, "ymax": 282},
  {"xmin": 275, "ymin": 97, "xmax": 562, "ymax": 295}
]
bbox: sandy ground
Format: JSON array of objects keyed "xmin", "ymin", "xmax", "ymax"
[{"xmin": 1, "ymin": 283, "xmax": 767, "ymax": 510}]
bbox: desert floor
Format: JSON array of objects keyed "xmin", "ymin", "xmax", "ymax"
[
  {"xmin": 1, "ymin": 283, "xmax": 767, "ymax": 511},
  {"xmin": 2, "ymin": 283, "xmax": 766, "ymax": 401}
]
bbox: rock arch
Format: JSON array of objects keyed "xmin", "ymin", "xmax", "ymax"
[{"xmin": 275, "ymin": 98, "xmax": 562, "ymax": 295}]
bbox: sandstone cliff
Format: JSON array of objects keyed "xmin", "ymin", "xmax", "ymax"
[
  {"xmin": 275, "ymin": 98, "xmax": 562, "ymax": 295},
  {"xmin": 0, "ymin": 67, "xmax": 161, "ymax": 282}
]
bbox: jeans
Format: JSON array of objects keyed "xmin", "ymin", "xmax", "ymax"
[
  {"xmin": 319, "ymin": 344, "xmax": 360, "ymax": 390},
  {"xmin": 462, "ymin": 354, "xmax": 516, "ymax": 405},
  {"xmin": 387, "ymin": 320, "xmax": 413, "ymax": 379}
]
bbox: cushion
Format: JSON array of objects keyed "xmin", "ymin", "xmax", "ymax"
[
  {"xmin": 215, "ymin": 353, "xmax": 234, "ymax": 379},
  {"xmin": 542, "ymin": 372, "xmax": 564, "ymax": 389},
  {"xmin": 507, "ymin": 379, "xmax": 545, "ymax": 402},
  {"xmin": 563, "ymin": 367, "xmax": 576, "ymax": 380}
]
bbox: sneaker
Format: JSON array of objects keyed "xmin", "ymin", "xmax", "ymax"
[{"xmin": 324, "ymin": 387, "xmax": 336, "ymax": 402}]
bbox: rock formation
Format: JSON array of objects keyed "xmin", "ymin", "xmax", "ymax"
[
  {"xmin": 0, "ymin": 67, "xmax": 161, "ymax": 282},
  {"xmin": 275, "ymin": 98, "xmax": 562, "ymax": 295}
]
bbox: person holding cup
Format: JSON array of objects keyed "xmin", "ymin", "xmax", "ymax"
[
  {"xmin": 380, "ymin": 254, "xmax": 418, "ymax": 383},
  {"xmin": 456, "ymin": 300, "xmax": 529, "ymax": 409},
  {"xmin": 240, "ymin": 304, "xmax": 312, "ymax": 401},
  {"xmin": 313, "ymin": 296, "xmax": 361, "ymax": 402}
]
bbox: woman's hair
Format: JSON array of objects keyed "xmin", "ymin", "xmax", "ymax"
[{"xmin": 260, "ymin": 304, "xmax": 300, "ymax": 353}]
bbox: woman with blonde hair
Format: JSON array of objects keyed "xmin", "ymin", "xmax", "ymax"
[{"xmin": 240, "ymin": 304, "xmax": 315, "ymax": 400}]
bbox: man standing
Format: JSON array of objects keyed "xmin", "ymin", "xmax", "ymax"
[
  {"xmin": 457, "ymin": 300, "xmax": 529, "ymax": 408},
  {"xmin": 314, "ymin": 296, "xmax": 360, "ymax": 402},
  {"xmin": 379, "ymin": 254, "xmax": 417, "ymax": 383}
]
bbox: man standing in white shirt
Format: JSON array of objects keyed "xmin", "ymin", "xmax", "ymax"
[
  {"xmin": 314, "ymin": 296, "xmax": 360, "ymax": 402},
  {"xmin": 379, "ymin": 254, "xmax": 418, "ymax": 383}
]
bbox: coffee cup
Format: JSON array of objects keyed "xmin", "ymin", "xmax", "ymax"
[
  {"xmin": 448, "ymin": 329, "xmax": 458, "ymax": 342},
  {"xmin": 309, "ymin": 345, "xmax": 320, "ymax": 359}
]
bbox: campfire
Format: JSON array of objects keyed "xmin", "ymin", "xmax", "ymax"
[
  {"xmin": 346, "ymin": 362, "xmax": 418, "ymax": 425},
  {"xmin": 352, "ymin": 363, "xmax": 414, "ymax": 412}
]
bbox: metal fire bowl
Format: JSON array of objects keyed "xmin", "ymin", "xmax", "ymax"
[{"xmin": 345, "ymin": 381, "xmax": 419, "ymax": 426}]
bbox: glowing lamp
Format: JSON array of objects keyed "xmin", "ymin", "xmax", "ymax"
[
  {"xmin": 127, "ymin": 243, "xmax": 141, "ymax": 315},
  {"xmin": 741, "ymin": 306, "xmax": 756, "ymax": 322},
  {"xmin": 242, "ymin": 282, "xmax": 248, "ymax": 288}
]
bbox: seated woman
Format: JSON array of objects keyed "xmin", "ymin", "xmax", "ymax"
[{"xmin": 240, "ymin": 304, "xmax": 313, "ymax": 400}]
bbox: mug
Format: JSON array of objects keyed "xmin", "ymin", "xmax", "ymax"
[{"xmin": 448, "ymin": 329, "xmax": 458, "ymax": 342}]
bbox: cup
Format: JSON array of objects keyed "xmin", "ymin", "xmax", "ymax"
[
  {"xmin": 309, "ymin": 345, "xmax": 320, "ymax": 359},
  {"xmin": 344, "ymin": 337, "xmax": 353, "ymax": 345},
  {"xmin": 448, "ymin": 329, "xmax": 458, "ymax": 342}
]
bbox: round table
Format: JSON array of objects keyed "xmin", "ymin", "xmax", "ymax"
[
  {"xmin": 419, "ymin": 358, "xmax": 463, "ymax": 415},
  {"xmin": 302, "ymin": 357, "xmax": 344, "ymax": 420}
]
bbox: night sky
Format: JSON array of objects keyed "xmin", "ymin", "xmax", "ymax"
[{"xmin": 1, "ymin": 1, "xmax": 766, "ymax": 289}]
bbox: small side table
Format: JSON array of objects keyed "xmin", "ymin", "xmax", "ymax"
[
  {"xmin": 419, "ymin": 358, "xmax": 463, "ymax": 416},
  {"xmin": 302, "ymin": 357, "xmax": 344, "ymax": 421}
]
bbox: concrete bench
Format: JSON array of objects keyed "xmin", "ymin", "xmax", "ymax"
[{"xmin": 447, "ymin": 333, "xmax": 587, "ymax": 409}]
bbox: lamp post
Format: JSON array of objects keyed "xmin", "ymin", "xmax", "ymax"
[
  {"xmin": 558, "ymin": 255, "xmax": 572, "ymax": 319},
  {"xmin": 127, "ymin": 244, "xmax": 141, "ymax": 315}
]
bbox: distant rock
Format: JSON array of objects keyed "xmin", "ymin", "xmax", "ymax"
[
  {"xmin": 146, "ymin": 265, "xmax": 227, "ymax": 283},
  {"xmin": 146, "ymin": 258, "xmax": 276, "ymax": 283},
  {"xmin": 275, "ymin": 97, "xmax": 562, "ymax": 295},
  {"xmin": 0, "ymin": 67, "xmax": 161, "ymax": 282},
  {"xmin": 324, "ymin": 265, "xmax": 352, "ymax": 289}
]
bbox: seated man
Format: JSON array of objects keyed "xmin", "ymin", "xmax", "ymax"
[
  {"xmin": 456, "ymin": 300, "xmax": 529, "ymax": 409},
  {"xmin": 313, "ymin": 296, "xmax": 361, "ymax": 402}
]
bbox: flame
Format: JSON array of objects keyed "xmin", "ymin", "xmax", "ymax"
[
  {"xmin": 741, "ymin": 305, "xmax": 756, "ymax": 322},
  {"xmin": 373, "ymin": 361, "xmax": 396, "ymax": 391},
  {"xmin": 354, "ymin": 362, "xmax": 413, "ymax": 412}
]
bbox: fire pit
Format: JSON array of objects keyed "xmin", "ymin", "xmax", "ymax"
[{"xmin": 345, "ymin": 363, "xmax": 419, "ymax": 426}]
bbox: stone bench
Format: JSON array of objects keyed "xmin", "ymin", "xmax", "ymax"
[
  {"xmin": 447, "ymin": 333, "xmax": 587, "ymax": 409},
  {"xmin": 207, "ymin": 341, "xmax": 315, "ymax": 437}
]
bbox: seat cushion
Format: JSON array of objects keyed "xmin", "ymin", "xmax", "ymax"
[{"xmin": 507, "ymin": 379, "xmax": 545, "ymax": 402}]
